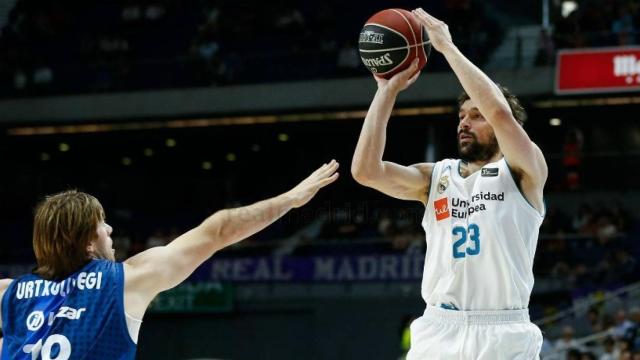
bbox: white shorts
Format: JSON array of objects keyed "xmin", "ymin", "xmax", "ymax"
[{"xmin": 407, "ymin": 306, "xmax": 543, "ymax": 360}]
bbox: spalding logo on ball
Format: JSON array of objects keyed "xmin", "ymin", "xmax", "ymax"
[{"xmin": 359, "ymin": 8, "xmax": 431, "ymax": 79}]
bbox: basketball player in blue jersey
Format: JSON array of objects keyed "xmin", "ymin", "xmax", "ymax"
[
  {"xmin": 352, "ymin": 8, "xmax": 546, "ymax": 359},
  {"xmin": 0, "ymin": 160, "xmax": 339, "ymax": 359}
]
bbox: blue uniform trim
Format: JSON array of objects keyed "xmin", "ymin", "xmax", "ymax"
[{"xmin": 440, "ymin": 303, "xmax": 460, "ymax": 311}]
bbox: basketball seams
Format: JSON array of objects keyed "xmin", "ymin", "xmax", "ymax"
[
  {"xmin": 420, "ymin": 28, "xmax": 430, "ymax": 64},
  {"xmin": 391, "ymin": 9, "xmax": 417, "ymax": 44},
  {"xmin": 358, "ymin": 41, "xmax": 430, "ymax": 53},
  {"xmin": 391, "ymin": 9, "xmax": 431, "ymax": 66},
  {"xmin": 391, "ymin": 9, "xmax": 417, "ymax": 59}
]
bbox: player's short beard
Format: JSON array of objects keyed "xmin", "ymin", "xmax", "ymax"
[{"xmin": 458, "ymin": 132, "xmax": 500, "ymax": 162}]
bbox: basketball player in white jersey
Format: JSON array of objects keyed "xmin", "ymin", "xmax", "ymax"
[{"xmin": 352, "ymin": 8, "xmax": 546, "ymax": 359}]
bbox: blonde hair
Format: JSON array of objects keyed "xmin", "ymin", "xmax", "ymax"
[{"xmin": 33, "ymin": 190, "xmax": 105, "ymax": 280}]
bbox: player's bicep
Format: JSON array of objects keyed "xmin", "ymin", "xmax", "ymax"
[
  {"xmin": 364, "ymin": 161, "xmax": 432, "ymax": 203},
  {"xmin": 502, "ymin": 137, "xmax": 547, "ymax": 185},
  {"xmin": 125, "ymin": 227, "xmax": 216, "ymax": 295},
  {"xmin": 491, "ymin": 114, "xmax": 547, "ymax": 185}
]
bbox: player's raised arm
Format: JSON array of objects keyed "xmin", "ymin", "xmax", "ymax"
[
  {"xmin": 351, "ymin": 61, "xmax": 433, "ymax": 204},
  {"xmin": 412, "ymin": 8, "xmax": 547, "ymax": 190},
  {"xmin": 123, "ymin": 161, "xmax": 339, "ymax": 316}
]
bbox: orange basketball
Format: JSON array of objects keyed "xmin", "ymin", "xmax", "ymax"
[{"xmin": 358, "ymin": 9, "xmax": 431, "ymax": 79}]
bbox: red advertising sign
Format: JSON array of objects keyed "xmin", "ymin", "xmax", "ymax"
[{"xmin": 556, "ymin": 47, "xmax": 640, "ymax": 94}]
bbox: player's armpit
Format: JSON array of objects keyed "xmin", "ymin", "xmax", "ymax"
[
  {"xmin": 126, "ymin": 219, "xmax": 232, "ymax": 289},
  {"xmin": 122, "ymin": 225, "xmax": 222, "ymax": 317}
]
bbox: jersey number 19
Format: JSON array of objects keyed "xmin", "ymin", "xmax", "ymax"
[{"xmin": 23, "ymin": 334, "xmax": 71, "ymax": 360}]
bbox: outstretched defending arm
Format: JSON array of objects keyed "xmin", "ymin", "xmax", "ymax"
[
  {"xmin": 123, "ymin": 161, "xmax": 339, "ymax": 317},
  {"xmin": 352, "ymin": 61, "xmax": 433, "ymax": 204}
]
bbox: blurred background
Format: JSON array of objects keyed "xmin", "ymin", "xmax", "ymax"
[{"xmin": 0, "ymin": 0, "xmax": 639, "ymax": 359}]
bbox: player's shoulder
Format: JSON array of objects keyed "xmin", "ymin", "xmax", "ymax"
[
  {"xmin": 0, "ymin": 279, "xmax": 13, "ymax": 292},
  {"xmin": 411, "ymin": 162, "xmax": 435, "ymax": 174},
  {"xmin": 122, "ymin": 246, "xmax": 167, "ymax": 286},
  {"xmin": 436, "ymin": 158, "xmax": 459, "ymax": 164},
  {"xmin": 0, "ymin": 278, "xmax": 13, "ymax": 304},
  {"xmin": 416, "ymin": 159, "xmax": 462, "ymax": 177},
  {"xmin": 410, "ymin": 162, "xmax": 437, "ymax": 185},
  {"xmin": 427, "ymin": 158, "xmax": 459, "ymax": 172}
]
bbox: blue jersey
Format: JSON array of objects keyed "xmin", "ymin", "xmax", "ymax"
[{"xmin": 1, "ymin": 259, "xmax": 137, "ymax": 360}]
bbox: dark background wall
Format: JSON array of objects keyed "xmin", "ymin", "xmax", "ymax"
[{"xmin": 137, "ymin": 296, "xmax": 423, "ymax": 360}]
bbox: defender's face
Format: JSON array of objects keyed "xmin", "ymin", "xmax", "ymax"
[
  {"xmin": 457, "ymin": 99, "xmax": 499, "ymax": 162},
  {"xmin": 90, "ymin": 221, "xmax": 115, "ymax": 261}
]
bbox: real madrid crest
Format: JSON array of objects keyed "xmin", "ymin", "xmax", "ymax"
[{"xmin": 437, "ymin": 175, "xmax": 449, "ymax": 194}]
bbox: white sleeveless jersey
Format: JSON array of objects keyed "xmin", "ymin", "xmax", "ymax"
[{"xmin": 421, "ymin": 158, "xmax": 544, "ymax": 311}]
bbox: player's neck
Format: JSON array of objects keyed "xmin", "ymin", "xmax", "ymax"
[{"xmin": 460, "ymin": 152, "xmax": 503, "ymax": 177}]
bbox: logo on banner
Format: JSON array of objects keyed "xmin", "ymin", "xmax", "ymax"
[
  {"xmin": 434, "ymin": 198, "xmax": 450, "ymax": 221},
  {"xmin": 613, "ymin": 55, "xmax": 640, "ymax": 84},
  {"xmin": 556, "ymin": 47, "xmax": 640, "ymax": 94}
]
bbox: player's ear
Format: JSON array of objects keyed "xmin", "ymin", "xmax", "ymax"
[{"xmin": 86, "ymin": 241, "xmax": 96, "ymax": 258}]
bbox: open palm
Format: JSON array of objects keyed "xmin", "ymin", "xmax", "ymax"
[{"xmin": 286, "ymin": 160, "xmax": 340, "ymax": 208}]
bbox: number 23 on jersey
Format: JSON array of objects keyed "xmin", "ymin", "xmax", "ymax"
[{"xmin": 452, "ymin": 223, "xmax": 480, "ymax": 259}]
